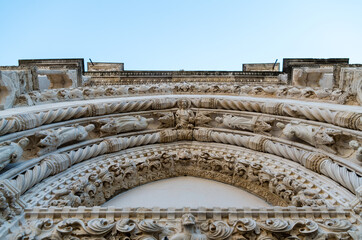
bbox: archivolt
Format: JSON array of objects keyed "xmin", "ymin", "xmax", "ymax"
[
  {"xmin": 22, "ymin": 141, "xmax": 353, "ymax": 209},
  {"xmin": 1, "ymin": 95, "xmax": 361, "ymax": 138}
]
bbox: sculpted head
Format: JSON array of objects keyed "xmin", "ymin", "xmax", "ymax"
[
  {"xmin": 315, "ymin": 129, "xmax": 335, "ymax": 145},
  {"xmin": 85, "ymin": 124, "xmax": 95, "ymax": 132},
  {"xmin": 256, "ymin": 121, "xmax": 272, "ymax": 132},
  {"xmin": 177, "ymin": 98, "xmax": 191, "ymax": 109},
  {"xmin": 215, "ymin": 116, "xmax": 223, "ymax": 124},
  {"xmin": 18, "ymin": 137, "xmax": 29, "ymax": 149},
  {"xmin": 349, "ymin": 140, "xmax": 359, "ymax": 150},
  {"xmin": 181, "ymin": 213, "xmax": 195, "ymax": 226},
  {"xmin": 100, "ymin": 119, "xmax": 117, "ymax": 133},
  {"xmin": 39, "ymin": 131, "xmax": 58, "ymax": 147}
]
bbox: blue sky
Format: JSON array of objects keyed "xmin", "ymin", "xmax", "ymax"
[{"xmin": 1, "ymin": 0, "xmax": 361, "ymax": 70}]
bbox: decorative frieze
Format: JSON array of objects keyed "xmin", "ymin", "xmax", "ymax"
[
  {"xmin": 13, "ymin": 83, "xmax": 359, "ymax": 108},
  {"xmin": 19, "ymin": 142, "xmax": 354, "ymax": 210},
  {"xmin": 1, "ymin": 59, "xmax": 362, "ymax": 240},
  {"xmin": 7, "ymin": 207, "xmax": 361, "ymax": 240},
  {"xmin": 1, "ymin": 96, "xmax": 361, "ymax": 139}
]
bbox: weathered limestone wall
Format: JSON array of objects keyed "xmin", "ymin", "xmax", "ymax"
[{"xmin": 0, "ymin": 57, "xmax": 361, "ymax": 239}]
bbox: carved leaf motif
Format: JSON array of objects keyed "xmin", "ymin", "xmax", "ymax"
[
  {"xmin": 233, "ymin": 218, "xmax": 258, "ymax": 233},
  {"xmin": 56, "ymin": 218, "xmax": 87, "ymax": 235},
  {"xmin": 200, "ymin": 220, "xmax": 233, "ymax": 240},
  {"xmin": 10, "ymin": 218, "xmax": 55, "ymax": 240},
  {"xmin": 321, "ymin": 219, "xmax": 352, "ymax": 231},
  {"xmin": 116, "ymin": 219, "xmax": 137, "ymax": 232},
  {"xmin": 294, "ymin": 220, "xmax": 319, "ymax": 235},
  {"xmin": 86, "ymin": 218, "xmax": 115, "ymax": 235},
  {"xmin": 260, "ymin": 219, "xmax": 293, "ymax": 232},
  {"xmin": 138, "ymin": 220, "xmax": 165, "ymax": 233}
]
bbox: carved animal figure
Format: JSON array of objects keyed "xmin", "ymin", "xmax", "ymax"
[
  {"xmin": 277, "ymin": 122, "xmax": 341, "ymax": 153},
  {"xmin": 36, "ymin": 124, "xmax": 95, "ymax": 155},
  {"xmin": 157, "ymin": 112, "xmax": 175, "ymax": 128},
  {"xmin": 215, "ymin": 115, "xmax": 274, "ymax": 134},
  {"xmin": 0, "ymin": 138, "xmax": 29, "ymax": 171},
  {"xmin": 194, "ymin": 112, "xmax": 212, "ymax": 127},
  {"xmin": 99, "ymin": 116, "xmax": 153, "ymax": 134}
]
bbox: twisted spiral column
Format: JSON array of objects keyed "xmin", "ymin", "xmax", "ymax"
[
  {"xmin": 0, "ymin": 99, "xmax": 159, "ymax": 136},
  {"xmin": 200, "ymin": 130, "xmax": 362, "ymax": 194},
  {"xmin": 10, "ymin": 132, "xmax": 161, "ymax": 194},
  {"xmin": 320, "ymin": 160, "xmax": 362, "ymax": 194}
]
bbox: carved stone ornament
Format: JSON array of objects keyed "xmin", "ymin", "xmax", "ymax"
[
  {"xmin": 216, "ymin": 114, "xmax": 275, "ymax": 135},
  {"xmin": 0, "ymin": 183, "xmax": 23, "ymax": 227},
  {"xmin": 0, "ymin": 138, "xmax": 29, "ymax": 171},
  {"xmin": 98, "ymin": 115, "xmax": 153, "ymax": 135},
  {"xmin": 1, "ymin": 96, "xmax": 361, "ymax": 140},
  {"xmin": 2, "ymin": 59, "xmax": 362, "ymax": 240},
  {"xmin": 277, "ymin": 121, "xmax": 343, "ymax": 153},
  {"xmin": 7, "ymin": 209, "xmax": 362, "ymax": 240},
  {"xmin": 36, "ymin": 124, "xmax": 95, "ymax": 155},
  {"xmin": 175, "ymin": 98, "xmax": 195, "ymax": 129},
  {"xmin": 12, "ymin": 82, "xmax": 361, "ymax": 108},
  {"xmin": 20, "ymin": 142, "xmax": 354, "ymax": 209}
]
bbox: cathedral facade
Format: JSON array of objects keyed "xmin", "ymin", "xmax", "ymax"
[{"xmin": 0, "ymin": 58, "xmax": 361, "ymax": 239}]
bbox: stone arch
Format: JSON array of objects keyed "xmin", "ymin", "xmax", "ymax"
[
  {"xmin": 22, "ymin": 142, "xmax": 353, "ymax": 209},
  {"xmin": 102, "ymin": 176, "xmax": 272, "ymax": 208}
]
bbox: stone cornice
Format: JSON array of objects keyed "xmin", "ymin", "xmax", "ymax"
[
  {"xmin": 5, "ymin": 206, "xmax": 361, "ymax": 240},
  {"xmin": 13, "ymin": 83, "xmax": 358, "ymax": 107},
  {"xmin": 23, "ymin": 206, "xmax": 354, "ymax": 220},
  {"xmin": 84, "ymin": 70, "xmax": 283, "ymax": 78}
]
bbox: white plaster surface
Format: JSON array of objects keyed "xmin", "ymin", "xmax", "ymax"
[{"xmin": 102, "ymin": 176, "xmax": 270, "ymax": 208}]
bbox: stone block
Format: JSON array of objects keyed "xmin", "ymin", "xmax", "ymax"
[
  {"xmin": 87, "ymin": 62, "xmax": 124, "ymax": 71},
  {"xmin": 243, "ymin": 63, "xmax": 280, "ymax": 71}
]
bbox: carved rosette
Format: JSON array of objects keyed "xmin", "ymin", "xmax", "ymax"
[{"xmin": 28, "ymin": 144, "xmax": 342, "ymax": 208}]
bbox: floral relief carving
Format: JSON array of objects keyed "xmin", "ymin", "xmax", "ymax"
[
  {"xmin": 0, "ymin": 183, "xmax": 22, "ymax": 226},
  {"xmin": 42, "ymin": 147, "xmax": 332, "ymax": 208},
  {"xmin": 14, "ymin": 83, "xmax": 359, "ymax": 108},
  {"xmin": 2, "ymin": 62, "xmax": 362, "ymax": 240},
  {"xmin": 9, "ymin": 214, "xmax": 360, "ymax": 240}
]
